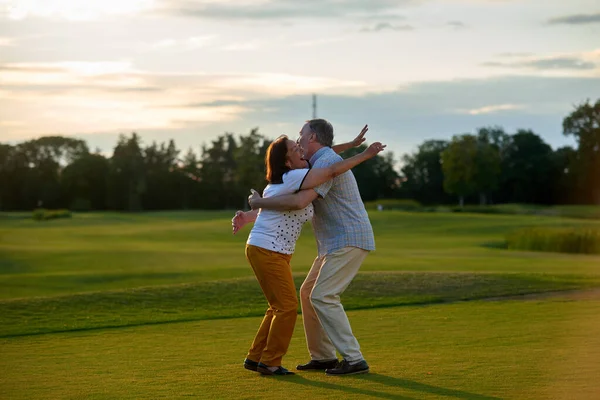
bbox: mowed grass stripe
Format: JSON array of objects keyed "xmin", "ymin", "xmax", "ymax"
[
  {"xmin": 2, "ymin": 211, "xmax": 600, "ymax": 300},
  {"xmin": 2, "ymin": 300, "xmax": 599, "ymax": 400},
  {"xmin": 2, "ymin": 272, "xmax": 598, "ymax": 338}
]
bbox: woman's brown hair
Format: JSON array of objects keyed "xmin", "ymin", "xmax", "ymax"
[{"xmin": 265, "ymin": 135, "xmax": 290, "ymax": 184}]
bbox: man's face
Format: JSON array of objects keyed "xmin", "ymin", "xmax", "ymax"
[{"xmin": 297, "ymin": 123, "xmax": 313, "ymax": 157}]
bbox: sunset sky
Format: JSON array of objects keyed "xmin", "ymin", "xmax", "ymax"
[{"xmin": 1, "ymin": 0, "xmax": 599, "ymax": 160}]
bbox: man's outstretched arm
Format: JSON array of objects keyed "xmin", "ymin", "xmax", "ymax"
[
  {"xmin": 249, "ymin": 189, "xmax": 319, "ymax": 211},
  {"xmin": 331, "ymin": 124, "xmax": 368, "ymax": 154}
]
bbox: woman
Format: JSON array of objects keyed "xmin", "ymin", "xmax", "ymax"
[{"xmin": 233, "ymin": 134, "xmax": 386, "ymax": 376}]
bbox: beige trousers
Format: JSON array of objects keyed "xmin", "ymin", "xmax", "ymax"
[{"xmin": 300, "ymin": 246, "xmax": 368, "ymax": 363}]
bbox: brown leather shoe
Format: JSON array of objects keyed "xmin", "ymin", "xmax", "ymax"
[{"xmin": 296, "ymin": 359, "xmax": 339, "ymax": 371}]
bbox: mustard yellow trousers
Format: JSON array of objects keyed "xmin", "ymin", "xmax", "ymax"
[{"xmin": 245, "ymin": 245, "xmax": 298, "ymax": 366}]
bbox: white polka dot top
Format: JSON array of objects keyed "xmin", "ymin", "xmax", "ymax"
[{"xmin": 247, "ymin": 169, "xmax": 314, "ymax": 255}]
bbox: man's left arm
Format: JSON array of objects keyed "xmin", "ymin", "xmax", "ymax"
[{"xmin": 331, "ymin": 124, "xmax": 368, "ymax": 154}]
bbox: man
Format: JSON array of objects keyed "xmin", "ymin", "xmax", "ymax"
[{"xmin": 248, "ymin": 119, "xmax": 376, "ymax": 375}]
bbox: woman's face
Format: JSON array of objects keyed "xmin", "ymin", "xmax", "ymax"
[{"xmin": 285, "ymin": 139, "xmax": 306, "ymax": 170}]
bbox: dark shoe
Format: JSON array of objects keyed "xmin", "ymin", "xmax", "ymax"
[
  {"xmin": 243, "ymin": 358, "xmax": 258, "ymax": 371},
  {"xmin": 257, "ymin": 362, "xmax": 295, "ymax": 376},
  {"xmin": 326, "ymin": 359, "xmax": 369, "ymax": 376},
  {"xmin": 296, "ymin": 359, "xmax": 339, "ymax": 371}
]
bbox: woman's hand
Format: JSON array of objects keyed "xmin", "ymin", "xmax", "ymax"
[
  {"xmin": 248, "ymin": 189, "xmax": 261, "ymax": 210},
  {"xmin": 364, "ymin": 142, "xmax": 387, "ymax": 158},
  {"xmin": 231, "ymin": 211, "xmax": 247, "ymax": 235}
]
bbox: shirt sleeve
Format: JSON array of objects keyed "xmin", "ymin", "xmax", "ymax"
[
  {"xmin": 282, "ymin": 169, "xmax": 310, "ymax": 193},
  {"xmin": 312, "ymin": 155, "xmax": 339, "ymax": 198}
]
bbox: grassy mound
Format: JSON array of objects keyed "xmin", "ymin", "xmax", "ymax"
[
  {"xmin": 507, "ymin": 227, "xmax": 600, "ymax": 255},
  {"xmin": 1, "ymin": 272, "xmax": 595, "ymax": 338},
  {"xmin": 32, "ymin": 209, "xmax": 72, "ymax": 221}
]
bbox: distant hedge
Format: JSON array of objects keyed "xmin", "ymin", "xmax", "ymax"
[
  {"xmin": 33, "ymin": 209, "xmax": 72, "ymax": 221},
  {"xmin": 506, "ymin": 227, "xmax": 600, "ymax": 255},
  {"xmin": 364, "ymin": 199, "xmax": 422, "ymax": 211}
]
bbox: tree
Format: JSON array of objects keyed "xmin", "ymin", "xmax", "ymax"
[
  {"xmin": 108, "ymin": 133, "xmax": 146, "ymax": 211},
  {"xmin": 563, "ymin": 99, "xmax": 600, "ymax": 204},
  {"xmin": 233, "ymin": 129, "xmax": 269, "ymax": 209},
  {"xmin": 341, "ymin": 145, "xmax": 400, "ymax": 201},
  {"xmin": 499, "ymin": 130, "xmax": 556, "ymax": 204},
  {"xmin": 399, "ymin": 140, "xmax": 450, "ymax": 205},
  {"xmin": 198, "ymin": 129, "xmax": 269, "ymax": 209},
  {"xmin": 198, "ymin": 134, "xmax": 237, "ymax": 209},
  {"xmin": 176, "ymin": 148, "xmax": 202, "ymax": 209},
  {"xmin": 552, "ymin": 146, "xmax": 578, "ymax": 204},
  {"xmin": 142, "ymin": 139, "xmax": 181, "ymax": 210},
  {"xmin": 441, "ymin": 135, "xmax": 479, "ymax": 207},
  {"xmin": 61, "ymin": 153, "xmax": 110, "ymax": 210}
]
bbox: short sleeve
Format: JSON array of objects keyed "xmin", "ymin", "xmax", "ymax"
[
  {"xmin": 313, "ymin": 179, "xmax": 333, "ymax": 198},
  {"xmin": 312, "ymin": 154, "xmax": 340, "ymax": 198},
  {"xmin": 282, "ymin": 169, "xmax": 310, "ymax": 193}
]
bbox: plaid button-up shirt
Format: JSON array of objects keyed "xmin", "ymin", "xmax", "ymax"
[{"xmin": 309, "ymin": 147, "xmax": 376, "ymax": 256}]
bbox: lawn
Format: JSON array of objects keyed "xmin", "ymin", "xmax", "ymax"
[
  {"xmin": 1, "ymin": 210, "xmax": 599, "ymax": 398},
  {"xmin": 1, "ymin": 299, "xmax": 599, "ymax": 399}
]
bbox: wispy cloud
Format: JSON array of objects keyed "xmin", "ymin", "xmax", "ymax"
[
  {"xmin": 360, "ymin": 22, "xmax": 414, "ymax": 32},
  {"xmin": 455, "ymin": 104, "xmax": 524, "ymax": 115},
  {"xmin": 497, "ymin": 52, "xmax": 535, "ymax": 58},
  {"xmin": 222, "ymin": 40, "xmax": 263, "ymax": 51},
  {"xmin": 154, "ymin": 0, "xmax": 419, "ymax": 21},
  {"xmin": 292, "ymin": 37, "xmax": 346, "ymax": 47},
  {"xmin": 547, "ymin": 13, "xmax": 600, "ymax": 25},
  {"xmin": 447, "ymin": 21, "xmax": 467, "ymax": 30},
  {"xmin": 0, "ymin": 37, "xmax": 15, "ymax": 46},
  {"xmin": 0, "ymin": 61, "xmax": 367, "ymax": 138},
  {"xmin": 146, "ymin": 35, "xmax": 218, "ymax": 51},
  {"xmin": 483, "ymin": 56, "xmax": 597, "ymax": 71},
  {"xmin": 358, "ymin": 14, "xmax": 406, "ymax": 21},
  {"xmin": 4, "ymin": 0, "xmax": 156, "ymax": 21}
]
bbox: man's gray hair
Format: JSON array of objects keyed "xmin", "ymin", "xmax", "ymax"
[{"xmin": 308, "ymin": 119, "xmax": 334, "ymax": 147}]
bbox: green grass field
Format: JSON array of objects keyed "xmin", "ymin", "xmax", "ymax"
[{"xmin": 1, "ymin": 210, "xmax": 600, "ymax": 399}]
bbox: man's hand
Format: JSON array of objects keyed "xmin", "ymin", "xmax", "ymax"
[
  {"xmin": 364, "ymin": 142, "xmax": 387, "ymax": 158},
  {"xmin": 352, "ymin": 124, "xmax": 368, "ymax": 147},
  {"xmin": 248, "ymin": 189, "xmax": 261, "ymax": 210}
]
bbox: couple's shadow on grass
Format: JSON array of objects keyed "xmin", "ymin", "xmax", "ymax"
[{"xmin": 282, "ymin": 372, "xmax": 503, "ymax": 400}]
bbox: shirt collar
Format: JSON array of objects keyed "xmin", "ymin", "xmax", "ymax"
[{"xmin": 309, "ymin": 146, "xmax": 330, "ymax": 166}]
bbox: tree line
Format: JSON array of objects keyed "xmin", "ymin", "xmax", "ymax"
[
  {"xmin": 0, "ymin": 99, "xmax": 598, "ymax": 211},
  {"xmin": 400, "ymin": 99, "xmax": 599, "ymax": 206}
]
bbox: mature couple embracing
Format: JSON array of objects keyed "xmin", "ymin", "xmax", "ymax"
[{"xmin": 232, "ymin": 119, "xmax": 385, "ymax": 376}]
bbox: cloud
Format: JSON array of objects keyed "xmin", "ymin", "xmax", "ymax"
[
  {"xmin": 4, "ymin": 72, "xmax": 599, "ymax": 161},
  {"xmin": 222, "ymin": 40, "xmax": 262, "ymax": 51},
  {"xmin": 483, "ymin": 56, "xmax": 597, "ymax": 71},
  {"xmin": 0, "ymin": 37, "xmax": 15, "ymax": 46},
  {"xmin": 360, "ymin": 22, "xmax": 414, "ymax": 32},
  {"xmin": 146, "ymin": 35, "xmax": 218, "ymax": 51},
  {"xmin": 3, "ymin": 0, "xmax": 156, "ymax": 21},
  {"xmin": 447, "ymin": 21, "xmax": 467, "ymax": 29},
  {"xmin": 548, "ymin": 13, "xmax": 600, "ymax": 25},
  {"xmin": 292, "ymin": 37, "xmax": 347, "ymax": 47},
  {"xmin": 497, "ymin": 52, "xmax": 534, "ymax": 58},
  {"xmin": 154, "ymin": 0, "xmax": 419, "ymax": 21},
  {"xmin": 0, "ymin": 61, "xmax": 368, "ymax": 140},
  {"xmin": 455, "ymin": 104, "xmax": 524, "ymax": 115}
]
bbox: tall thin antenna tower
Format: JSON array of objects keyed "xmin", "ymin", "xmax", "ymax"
[{"xmin": 312, "ymin": 94, "xmax": 317, "ymax": 119}]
